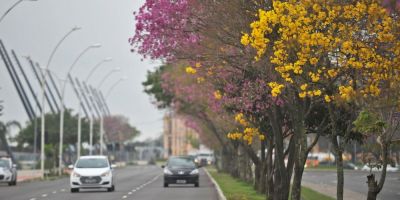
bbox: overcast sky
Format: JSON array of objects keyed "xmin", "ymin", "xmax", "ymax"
[{"xmin": 0, "ymin": 0, "xmax": 164, "ymax": 141}]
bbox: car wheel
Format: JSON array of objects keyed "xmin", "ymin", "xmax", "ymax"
[
  {"xmin": 107, "ymin": 185, "xmax": 115, "ymax": 192},
  {"xmin": 70, "ymin": 188, "xmax": 79, "ymax": 193},
  {"xmin": 164, "ymin": 182, "xmax": 168, "ymax": 187},
  {"xmin": 194, "ymin": 183, "xmax": 199, "ymax": 187}
]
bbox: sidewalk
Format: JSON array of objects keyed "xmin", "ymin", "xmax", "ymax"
[
  {"xmin": 17, "ymin": 170, "xmax": 42, "ymax": 182},
  {"xmin": 302, "ymin": 181, "xmax": 366, "ymax": 200}
]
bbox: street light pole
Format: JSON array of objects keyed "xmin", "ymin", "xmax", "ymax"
[
  {"xmin": 40, "ymin": 27, "xmax": 80, "ymax": 179},
  {"xmin": 97, "ymin": 68, "xmax": 121, "ymax": 88},
  {"xmin": 85, "ymin": 57, "xmax": 112, "ymax": 82},
  {"xmin": 0, "ymin": 0, "xmax": 38, "ymax": 24},
  {"xmin": 98, "ymin": 77, "xmax": 126, "ymax": 156},
  {"xmin": 97, "ymin": 68, "xmax": 120, "ymax": 155},
  {"xmin": 105, "ymin": 77, "xmax": 127, "ymax": 99},
  {"xmin": 58, "ymin": 43, "xmax": 101, "ymax": 176}
]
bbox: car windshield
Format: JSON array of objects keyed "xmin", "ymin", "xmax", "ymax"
[
  {"xmin": 76, "ymin": 158, "xmax": 108, "ymax": 168},
  {"xmin": 0, "ymin": 159, "xmax": 10, "ymax": 168},
  {"xmin": 168, "ymin": 157, "xmax": 196, "ymax": 168}
]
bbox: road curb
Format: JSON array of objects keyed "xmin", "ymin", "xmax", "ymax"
[{"xmin": 204, "ymin": 168, "xmax": 227, "ymax": 200}]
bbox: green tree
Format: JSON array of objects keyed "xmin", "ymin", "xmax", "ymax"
[
  {"xmin": 16, "ymin": 110, "xmax": 97, "ymax": 150},
  {"xmin": 0, "ymin": 121, "xmax": 21, "ymax": 162},
  {"xmin": 142, "ymin": 65, "xmax": 174, "ymax": 109}
]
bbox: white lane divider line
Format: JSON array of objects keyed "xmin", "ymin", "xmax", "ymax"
[
  {"xmin": 52, "ymin": 191, "xmax": 57, "ymax": 194},
  {"xmin": 42, "ymin": 194, "xmax": 48, "ymax": 197},
  {"xmin": 60, "ymin": 188, "xmax": 66, "ymax": 192},
  {"xmin": 29, "ymin": 198, "xmax": 36, "ymax": 200},
  {"xmin": 121, "ymin": 174, "xmax": 161, "ymax": 199}
]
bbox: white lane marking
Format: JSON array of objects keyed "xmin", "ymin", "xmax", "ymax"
[
  {"xmin": 132, "ymin": 189, "xmax": 136, "ymax": 192},
  {"xmin": 52, "ymin": 191, "xmax": 57, "ymax": 194},
  {"xmin": 128, "ymin": 192, "xmax": 132, "ymax": 195},
  {"xmin": 42, "ymin": 194, "xmax": 47, "ymax": 197},
  {"xmin": 60, "ymin": 189, "xmax": 66, "ymax": 192},
  {"xmin": 29, "ymin": 198, "xmax": 36, "ymax": 200},
  {"xmin": 122, "ymin": 195, "xmax": 127, "ymax": 199}
]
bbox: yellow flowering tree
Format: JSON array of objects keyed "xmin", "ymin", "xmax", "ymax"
[{"xmin": 242, "ymin": 0, "xmax": 400, "ymax": 199}]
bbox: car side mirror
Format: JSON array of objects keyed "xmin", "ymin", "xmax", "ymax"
[
  {"xmin": 161, "ymin": 165, "xmax": 165, "ymax": 168},
  {"xmin": 68, "ymin": 165, "xmax": 74, "ymax": 169},
  {"xmin": 111, "ymin": 164, "xmax": 117, "ymax": 169},
  {"xmin": 12, "ymin": 164, "xmax": 17, "ymax": 168}
]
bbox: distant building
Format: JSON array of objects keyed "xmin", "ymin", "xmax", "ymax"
[{"xmin": 163, "ymin": 112, "xmax": 199, "ymax": 158}]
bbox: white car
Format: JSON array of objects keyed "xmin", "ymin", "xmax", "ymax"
[
  {"xmin": 361, "ymin": 164, "xmax": 399, "ymax": 172},
  {"xmin": 69, "ymin": 156, "xmax": 116, "ymax": 193},
  {"xmin": 0, "ymin": 157, "xmax": 17, "ymax": 186}
]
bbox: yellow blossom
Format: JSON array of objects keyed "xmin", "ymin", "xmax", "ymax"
[
  {"xmin": 300, "ymin": 84, "xmax": 308, "ymax": 90},
  {"xmin": 324, "ymin": 95, "xmax": 332, "ymax": 103},
  {"xmin": 299, "ymin": 91, "xmax": 307, "ymax": 98},
  {"xmin": 185, "ymin": 66, "xmax": 197, "ymax": 74},
  {"xmin": 214, "ymin": 90, "xmax": 222, "ymax": 100}
]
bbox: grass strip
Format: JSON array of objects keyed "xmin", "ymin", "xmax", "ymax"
[{"xmin": 207, "ymin": 167, "xmax": 334, "ymax": 200}]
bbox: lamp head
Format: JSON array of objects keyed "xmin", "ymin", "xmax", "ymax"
[
  {"xmin": 72, "ymin": 26, "xmax": 82, "ymax": 31},
  {"xmin": 91, "ymin": 43, "xmax": 102, "ymax": 48}
]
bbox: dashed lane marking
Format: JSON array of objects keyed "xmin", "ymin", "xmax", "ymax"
[{"xmin": 41, "ymin": 194, "xmax": 47, "ymax": 197}]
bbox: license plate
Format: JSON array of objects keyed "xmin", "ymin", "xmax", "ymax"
[
  {"xmin": 176, "ymin": 180, "xmax": 186, "ymax": 184},
  {"xmin": 85, "ymin": 179, "xmax": 96, "ymax": 183}
]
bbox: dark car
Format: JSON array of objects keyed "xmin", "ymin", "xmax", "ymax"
[{"xmin": 162, "ymin": 156, "xmax": 199, "ymax": 187}]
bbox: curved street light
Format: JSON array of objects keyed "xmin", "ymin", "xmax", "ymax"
[
  {"xmin": 80, "ymin": 57, "xmax": 112, "ymax": 156},
  {"xmin": 96, "ymin": 68, "xmax": 121, "ymax": 155},
  {"xmin": 58, "ymin": 43, "xmax": 101, "ymax": 176},
  {"xmin": 0, "ymin": 0, "xmax": 38, "ymax": 24},
  {"xmin": 97, "ymin": 68, "xmax": 121, "ymax": 88},
  {"xmin": 105, "ymin": 77, "xmax": 127, "ymax": 99},
  {"xmin": 85, "ymin": 57, "xmax": 113, "ymax": 82},
  {"xmin": 39, "ymin": 26, "xmax": 80, "ymax": 179}
]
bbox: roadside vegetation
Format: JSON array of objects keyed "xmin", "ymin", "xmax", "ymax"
[
  {"xmin": 207, "ymin": 167, "xmax": 334, "ymax": 200},
  {"xmin": 133, "ymin": 1, "xmax": 400, "ymax": 200}
]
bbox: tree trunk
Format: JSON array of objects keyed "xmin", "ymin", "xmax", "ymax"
[
  {"xmin": 269, "ymin": 107, "xmax": 290, "ymax": 200},
  {"xmin": 366, "ymin": 143, "xmax": 389, "ymax": 200},
  {"xmin": 367, "ymin": 174, "xmax": 379, "ymax": 200},
  {"xmin": 254, "ymin": 163, "xmax": 261, "ymax": 191},
  {"xmin": 266, "ymin": 138, "xmax": 274, "ymax": 200},
  {"xmin": 336, "ymin": 147, "xmax": 344, "ymax": 200}
]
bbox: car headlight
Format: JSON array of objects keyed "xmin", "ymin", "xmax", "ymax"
[
  {"xmin": 72, "ymin": 172, "xmax": 81, "ymax": 177},
  {"xmin": 101, "ymin": 170, "xmax": 111, "ymax": 177},
  {"xmin": 163, "ymin": 168, "xmax": 173, "ymax": 175},
  {"xmin": 190, "ymin": 169, "xmax": 199, "ymax": 175}
]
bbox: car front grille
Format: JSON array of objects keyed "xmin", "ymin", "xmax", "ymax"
[
  {"xmin": 0, "ymin": 175, "xmax": 4, "ymax": 180},
  {"xmin": 171, "ymin": 170, "xmax": 191, "ymax": 175},
  {"xmin": 80, "ymin": 176, "xmax": 101, "ymax": 184}
]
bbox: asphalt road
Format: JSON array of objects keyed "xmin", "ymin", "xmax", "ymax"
[
  {"xmin": 0, "ymin": 165, "xmax": 218, "ymax": 200},
  {"xmin": 303, "ymin": 170, "xmax": 400, "ymax": 200}
]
